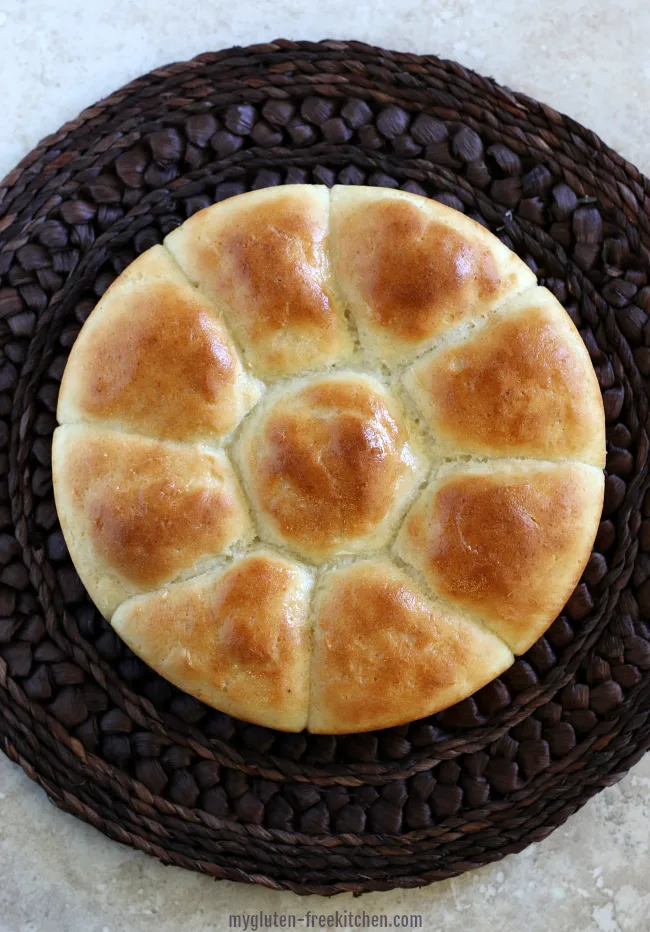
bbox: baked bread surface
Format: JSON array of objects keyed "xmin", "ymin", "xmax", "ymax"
[{"xmin": 53, "ymin": 184, "xmax": 606, "ymax": 733}]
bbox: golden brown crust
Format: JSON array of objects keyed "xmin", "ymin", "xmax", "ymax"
[
  {"xmin": 164, "ymin": 185, "xmax": 352, "ymax": 379},
  {"xmin": 396, "ymin": 462, "xmax": 604, "ymax": 654},
  {"xmin": 405, "ymin": 287, "xmax": 606, "ymax": 466},
  {"xmin": 52, "ymin": 425, "xmax": 251, "ymax": 618},
  {"xmin": 238, "ymin": 373, "xmax": 426, "ymax": 562},
  {"xmin": 112, "ymin": 552, "xmax": 313, "ymax": 731},
  {"xmin": 52, "ymin": 185, "xmax": 606, "ymax": 732},
  {"xmin": 308, "ymin": 559, "xmax": 513, "ymax": 733},
  {"xmin": 331, "ymin": 186, "xmax": 536, "ymax": 362},
  {"xmin": 57, "ymin": 246, "xmax": 260, "ymax": 443}
]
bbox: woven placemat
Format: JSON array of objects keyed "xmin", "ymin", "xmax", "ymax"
[{"xmin": 1, "ymin": 39, "xmax": 650, "ymax": 896}]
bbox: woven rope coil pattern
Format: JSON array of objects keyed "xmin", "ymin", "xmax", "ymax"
[{"xmin": 1, "ymin": 39, "xmax": 650, "ymax": 895}]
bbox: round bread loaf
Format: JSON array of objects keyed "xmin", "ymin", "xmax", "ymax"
[{"xmin": 53, "ymin": 184, "xmax": 606, "ymax": 733}]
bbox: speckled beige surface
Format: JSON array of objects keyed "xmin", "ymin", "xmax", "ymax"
[{"xmin": 2, "ymin": 2, "xmax": 650, "ymax": 930}]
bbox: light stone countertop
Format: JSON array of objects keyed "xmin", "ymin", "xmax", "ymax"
[{"xmin": 1, "ymin": 2, "xmax": 650, "ymax": 929}]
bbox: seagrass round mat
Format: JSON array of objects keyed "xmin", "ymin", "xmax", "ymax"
[{"xmin": 1, "ymin": 39, "xmax": 650, "ymax": 896}]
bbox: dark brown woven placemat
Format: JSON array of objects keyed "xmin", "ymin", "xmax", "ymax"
[{"xmin": 1, "ymin": 39, "xmax": 650, "ymax": 896}]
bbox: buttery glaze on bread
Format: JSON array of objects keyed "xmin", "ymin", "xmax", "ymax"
[
  {"xmin": 237, "ymin": 372, "xmax": 427, "ymax": 562},
  {"xmin": 54, "ymin": 184, "xmax": 606, "ymax": 733},
  {"xmin": 403, "ymin": 286, "xmax": 605, "ymax": 465},
  {"xmin": 330, "ymin": 185, "xmax": 536, "ymax": 362},
  {"xmin": 112, "ymin": 551, "xmax": 313, "ymax": 731},
  {"xmin": 165, "ymin": 185, "xmax": 353, "ymax": 379},
  {"xmin": 395, "ymin": 461, "xmax": 604, "ymax": 655},
  {"xmin": 309, "ymin": 559, "xmax": 513, "ymax": 734},
  {"xmin": 52, "ymin": 425, "xmax": 251, "ymax": 618},
  {"xmin": 58, "ymin": 246, "xmax": 261, "ymax": 444}
]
